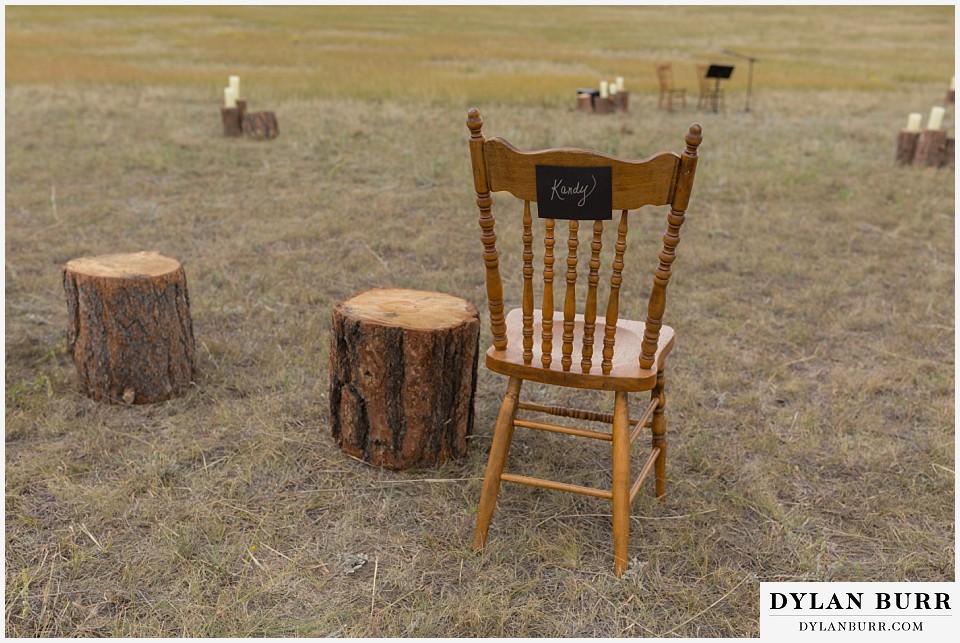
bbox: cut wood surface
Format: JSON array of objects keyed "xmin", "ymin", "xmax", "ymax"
[
  {"xmin": 336, "ymin": 287, "xmax": 479, "ymax": 330},
  {"xmin": 329, "ymin": 288, "xmax": 480, "ymax": 470},
  {"xmin": 62, "ymin": 251, "xmax": 195, "ymax": 404}
]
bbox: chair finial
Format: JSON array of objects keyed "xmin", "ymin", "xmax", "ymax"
[
  {"xmin": 467, "ymin": 108, "xmax": 484, "ymax": 139},
  {"xmin": 685, "ymin": 123, "xmax": 703, "ymax": 153}
]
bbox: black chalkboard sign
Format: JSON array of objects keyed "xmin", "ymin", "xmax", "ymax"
[{"xmin": 534, "ymin": 165, "xmax": 613, "ymax": 220}]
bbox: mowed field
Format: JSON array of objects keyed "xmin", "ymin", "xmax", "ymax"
[{"xmin": 4, "ymin": 5, "xmax": 955, "ymax": 638}]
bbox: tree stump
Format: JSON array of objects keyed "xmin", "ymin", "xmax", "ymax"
[
  {"xmin": 914, "ymin": 129, "xmax": 948, "ymax": 168},
  {"xmin": 220, "ymin": 101, "xmax": 243, "ymax": 136},
  {"xmin": 594, "ymin": 97, "xmax": 615, "ymax": 114},
  {"xmin": 242, "ymin": 111, "xmax": 279, "ymax": 140},
  {"xmin": 577, "ymin": 94, "xmax": 594, "ymax": 113},
  {"xmin": 614, "ymin": 90, "xmax": 630, "ymax": 112},
  {"xmin": 62, "ymin": 251, "xmax": 196, "ymax": 404},
  {"xmin": 895, "ymin": 130, "xmax": 921, "ymax": 165},
  {"xmin": 329, "ymin": 288, "xmax": 480, "ymax": 470}
]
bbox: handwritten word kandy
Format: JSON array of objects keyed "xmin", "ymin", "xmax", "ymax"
[{"xmin": 549, "ymin": 175, "xmax": 597, "ymax": 207}]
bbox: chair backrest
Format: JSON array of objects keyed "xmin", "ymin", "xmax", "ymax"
[
  {"xmin": 656, "ymin": 64, "xmax": 675, "ymax": 92},
  {"xmin": 467, "ymin": 108, "xmax": 702, "ymax": 374},
  {"xmin": 696, "ymin": 64, "xmax": 711, "ymax": 94}
]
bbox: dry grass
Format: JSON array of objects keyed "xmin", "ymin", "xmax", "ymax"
[
  {"xmin": 4, "ymin": 5, "xmax": 955, "ymax": 638},
  {"xmin": 5, "ymin": 5, "xmax": 955, "ymax": 101}
]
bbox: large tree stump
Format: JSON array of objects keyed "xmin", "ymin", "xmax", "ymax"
[
  {"xmin": 62, "ymin": 251, "xmax": 195, "ymax": 404},
  {"xmin": 329, "ymin": 288, "xmax": 480, "ymax": 470}
]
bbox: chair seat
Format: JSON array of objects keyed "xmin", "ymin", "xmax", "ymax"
[{"xmin": 486, "ymin": 308, "xmax": 674, "ymax": 392}]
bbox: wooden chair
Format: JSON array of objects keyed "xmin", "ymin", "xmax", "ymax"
[
  {"xmin": 696, "ymin": 64, "xmax": 724, "ymax": 111},
  {"xmin": 656, "ymin": 63, "xmax": 687, "ymax": 111},
  {"xmin": 466, "ymin": 108, "xmax": 703, "ymax": 576}
]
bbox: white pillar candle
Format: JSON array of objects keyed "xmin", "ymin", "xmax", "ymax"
[
  {"xmin": 906, "ymin": 112, "xmax": 922, "ymax": 132},
  {"xmin": 927, "ymin": 106, "xmax": 945, "ymax": 130},
  {"xmin": 229, "ymin": 75, "xmax": 240, "ymax": 98},
  {"xmin": 951, "ymin": 76, "xmax": 956, "ymax": 90},
  {"xmin": 224, "ymin": 86, "xmax": 237, "ymax": 108},
  {"xmin": 615, "ymin": 76, "xmax": 624, "ymax": 92},
  {"xmin": 599, "ymin": 80, "xmax": 608, "ymax": 98},
  {"xmin": 609, "ymin": 83, "xmax": 618, "ymax": 95}
]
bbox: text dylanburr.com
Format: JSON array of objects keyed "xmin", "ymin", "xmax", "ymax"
[{"xmin": 760, "ymin": 582, "xmax": 956, "ymax": 640}]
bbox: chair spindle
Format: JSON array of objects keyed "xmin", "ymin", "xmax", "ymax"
[
  {"xmin": 640, "ymin": 124, "xmax": 702, "ymax": 368},
  {"xmin": 541, "ymin": 218, "xmax": 556, "ymax": 367},
  {"xmin": 467, "ymin": 109, "xmax": 507, "ymax": 349},
  {"xmin": 561, "ymin": 220, "xmax": 580, "ymax": 371},
  {"xmin": 521, "ymin": 201, "xmax": 534, "ymax": 364},
  {"xmin": 601, "ymin": 211, "xmax": 629, "ymax": 374},
  {"xmin": 579, "ymin": 220, "xmax": 604, "ymax": 372}
]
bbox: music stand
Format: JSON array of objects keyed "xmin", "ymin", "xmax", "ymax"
[
  {"xmin": 705, "ymin": 64, "xmax": 734, "ymax": 113},
  {"xmin": 722, "ymin": 49, "xmax": 759, "ymax": 112}
]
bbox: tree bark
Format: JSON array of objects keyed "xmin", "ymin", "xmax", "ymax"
[
  {"xmin": 329, "ymin": 288, "xmax": 480, "ymax": 470},
  {"xmin": 62, "ymin": 251, "xmax": 195, "ymax": 404}
]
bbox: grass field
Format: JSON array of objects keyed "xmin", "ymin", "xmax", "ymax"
[{"xmin": 4, "ymin": 5, "xmax": 955, "ymax": 638}]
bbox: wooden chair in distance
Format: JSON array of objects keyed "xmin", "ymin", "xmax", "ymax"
[
  {"xmin": 697, "ymin": 64, "xmax": 724, "ymax": 111},
  {"xmin": 466, "ymin": 108, "xmax": 703, "ymax": 576},
  {"xmin": 656, "ymin": 63, "xmax": 687, "ymax": 111}
]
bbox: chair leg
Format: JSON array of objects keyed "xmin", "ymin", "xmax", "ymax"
[
  {"xmin": 611, "ymin": 390, "xmax": 631, "ymax": 577},
  {"xmin": 651, "ymin": 367, "xmax": 667, "ymax": 500},
  {"xmin": 473, "ymin": 376, "xmax": 523, "ymax": 551}
]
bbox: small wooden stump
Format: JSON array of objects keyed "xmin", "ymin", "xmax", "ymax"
[
  {"xmin": 914, "ymin": 129, "xmax": 948, "ymax": 167},
  {"xmin": 243, "ymin": 111, "xmax": 279, "ymax": 140},
  {"xmin": 613, "ymin": 91, "xmax": 630, "ymax": 112},
  {"xmin": 895, "ymin": 129, "xmax": 921, "ymax": 165},
  {"xmin": 577, "ymin": 93, "xmax": 594, "ymax": 113},
  {"xmin": 329, "ymin": 288, "xmax": 480, "ymax": 470},
  {"xmin": 947, "ymin": 89, "xmax": 955, "ymax": 106},
  {"xmin": 62, "ymin": 251, "xmax": 195, "ymax": 404},
  {"xmin": 221, "ymin": 99, "xmax": 246, "ymax": 137},
  {"xmin": 594, "ymin": 97, "xmax": 615, "ymax": 114}
]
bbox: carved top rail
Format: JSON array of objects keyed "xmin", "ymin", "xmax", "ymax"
[{"xmin": 482, "ymin": 138, "xmax": 681, "ymax": 211}]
